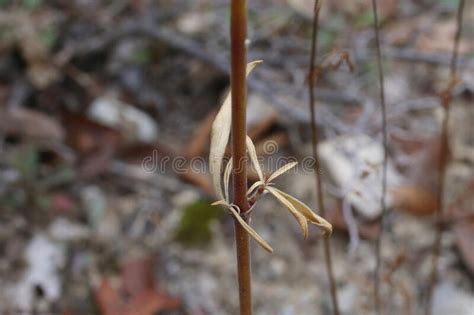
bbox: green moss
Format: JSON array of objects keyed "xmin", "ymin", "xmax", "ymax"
[{"xmin": 175, "ymin": 200, "xmax": 223, "ymax": 248}]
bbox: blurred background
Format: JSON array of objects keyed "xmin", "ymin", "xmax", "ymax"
[{"xmin": 0, "ymin": 0, "xmax": 472, "ymax": 314}]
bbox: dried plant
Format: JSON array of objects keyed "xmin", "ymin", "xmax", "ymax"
[{"xmin": 210, "ymin": 61, "xmax": 332, "ymax": 253}]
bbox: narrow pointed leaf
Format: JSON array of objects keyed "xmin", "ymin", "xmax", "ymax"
[
  {"xmin": 223, "ymin": 158, "xmax": 232, "ymax": 202},
  {"xmin": 272, "ymin": 188, "xmax": 333, "ymax": 236},
  {"xmin": 266, "ymin": 186, "xmax": 309, "ymax": 239},
  {"xmin": 246, "ymin": 136, "xmax": 264, "ymax": 181},
  {"xmin": 228, "ymin": 205, "xmax": 274, "ymax": 253},
  {"xmin": 267, "ymin": 161, "xmax": 298, "ymax": 183},
  {"xmin": 247, "ymin": 180, "xmax": 264, "ymax": 197},
  {"xmin": 209, "ymin": 60, "xmax": 263, "ymax": 199},
  {"xmin": 211, "ymin": 200, "xmax": 229, "ymax": 206}
]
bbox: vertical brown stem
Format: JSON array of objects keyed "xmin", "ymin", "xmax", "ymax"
[
  {"xmin": 425, "ymin": 1, "xmax": 465, "ymax": 314},
  {"xmin": 308, "ymin": 2, "xmax": 340, "ymax": 315},
  {"xmin": 231, "ymin": 1, "xmax": 252, "ymax": 314},
  {"xmin": 371, "ymin": 0, "xmax": 388, "ymax": 313}
]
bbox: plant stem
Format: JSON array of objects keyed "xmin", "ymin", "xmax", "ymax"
[
  {"xmin": 308, "ymin": 2, "xmax": 340, "ymax": 315},
  {"xmin": 425, "ymin": 1, "xmax": 465, "ymax": 314},
  {"xmin": 231, "ymin": 1, "xmax": 252, "ymax": 314},
  {"xmin": 371, "ymin": 0, "xmax": 388, "ymax": 313}
]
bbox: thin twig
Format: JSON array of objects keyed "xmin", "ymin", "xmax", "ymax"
[
  {"xmin": 425, "ymin": 1, "xmax": 465, "ymax": 314},
  {"xmin": 371, "ymin": 0, "xmax": 388, "ymax": 312},
  {"xmin": 230, "ymin": 1, "xmax": 253, "ymax": 314},
  {"xmin": 308, "ymin": 1, "xmax": 340, "ymax": 315}
]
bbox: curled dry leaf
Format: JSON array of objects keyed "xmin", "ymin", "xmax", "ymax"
[
  {"xmin": 223, "ymin": 158, "xmax": 233, "ymax": 202},
  {"xmin": 0, "ymin": 107, "xmax": 65, "ymax": 141},
  {"xmin": 266, "ymin": 186, "xmax": 332, "ymax": 237},
  {"xmin": 228, "ymin": 205, "xmax": 274, "ymax": 253},
  {"xmin": 266, "ymin": 186, "xmax": 309, "ymax": 239},
  {"xmin": 246, "ymin": 136, "xmax": 264, "ymax": 181},
  {"xmin": 209, "ymin": 60, "xmax": 262, "ymax": 200},
  {"xmin": 267, "ymin": 161, "xmax": 298, "ymax": 183}
]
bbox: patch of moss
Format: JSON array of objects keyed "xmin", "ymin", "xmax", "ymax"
[{"xmin": 175, "ymin": 200, "xmax": 223, "ymax": 248}]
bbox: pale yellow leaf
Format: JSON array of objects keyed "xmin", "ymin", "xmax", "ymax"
[
  {"xmin": 223, "ymin": 158, "xmax": 233, "ymax": 202},
  {"xmin": 209, "ymin": 60, "xmax": 263, "ymax": 199},
  {"xmin": 211, "ymin": 200, "xmax": 228, "ymax": 206},
  {"xmin": 272, "ymin": 188, "xmax": 333, "ymax": 236},
  {"xmin": 266, "ymin": 186, "xmax": 309, "ymax": 239},
  {"xmin": 246, "ymin": 136, "xmax": 264, "ymax": 181},
  {"xmin": 228, "ymin": 205, "xmax": 274, "ymax": 253},
  {"xmin": 247, "ymin": 180, "xmax": 265, "ymax": 197},
  {"xmin": 267, "ymin": 161, "xmax": 298, "ymax": 183}
]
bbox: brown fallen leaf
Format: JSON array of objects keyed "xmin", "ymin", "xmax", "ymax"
[
  {"xmin": 95, "ymin": 257, "xmax": 181, "ymax": 315},
  {"xmin": 389, "ymin": 185, "xmax": 438, "ymax": 216},
  {"xmin": 124, "ymin": 289, "xmax": 181, "ymax": 315},
  {"xmin": 95, "ymin": 279, "xmax": 124, "ymax": 315},
  {"xmin": 0, "ymin": 107, "xmax": 65, "ymax": 141},
  {"xmin": 121, "ymin": 257, "xmax": 154, "ymax": 297},
  {"xmin": 63, "ymin": 113, "xmax": 121, "ymax": 178}
]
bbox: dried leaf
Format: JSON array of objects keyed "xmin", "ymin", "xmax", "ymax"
[
  {"xmin": 124, "ymin": 289, "xmax": 181, "ymax": 315},
  {"xmin": 94, "ymin": 279, "xmax": 124, "ymax": 315},
  {"xmin": 223, "ymin": 158, "xmax": 233, "ymax": 202},
  {"xmin": 0, "ymin": 107, "xmax": 65, "ymax": 141},
  {"xmin": 389, "ymin": 186, "xmax": 438, "ymax": 216},
  {"xmin": 209, "ymin": 60, "xmax": 262, "ymax": 199},
  {"xmin": 265, "ymin": 186, "xmax": 309, "ymax": 239},
  {"xmin": 267, "ymin": 161, "xmax": 298, "ymax": 183},
  {"xmin": 246, "ymin": 136, "xmax": 264, "ymax": 181},
  {"xmin": 268, "ymin": 187, "xmax": 333, "ymax": 236},
  {"xmin": 247, "ymin": 180, "xmax": 265, "ymax": 197},
  {"xmin": 228, "ymin": 205, "xmax": 273, "ymax": 253},
  {"xmin": 121, "ymin": 257, "xmax": 154, "ymax": 297}
]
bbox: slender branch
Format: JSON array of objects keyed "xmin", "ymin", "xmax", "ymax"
[
  {"xmin": 371, "ymin": 0, "xmax": 388, "ymax": 313},
  {"xmin": 308, "ymin": 2, "xmax": 340, "ymax": 315},
  {"xmin": 230, "ymin": 1, "xmax": 252, "ymax": 314},
  {"xmin": 425, "ymin": 1, "xmax": 465, "ymax": 314}
]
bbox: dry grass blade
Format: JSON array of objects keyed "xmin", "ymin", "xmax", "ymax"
[
  {"xmin": 266, "ymin": 186, "xmax": 309, "ymax": 239},
  {"xmin": 247, "ymin": 180, "xmax": 265, "ymax": 197},
  {"xmin": 267, "ymin": 161, "xmax": 298, "ymax": 183},
  {"xmin": 272, "ymin": 187, "xmax": 333, "ymax": 236},
  {"xmin": 224, "ymin": 158, "xmax": 233, "ymax": 202},
  {"xmin": 209, "ymin": 60, "xmax": 263, "ymax": 200},
  {"xmin": 228, "ymin": 205, "xmax": 274, "ymax": 253},
  {"xmin": 246, "ymin": 136, "xmax": 264, "ymax": 181}
]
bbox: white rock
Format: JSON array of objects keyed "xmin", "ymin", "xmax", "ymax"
[
  {"xmin": 433, "ymin": 282, "xmax": 474, "ymax": 315},
  {"xmin": 88, "ymin": 93, "xmax": 158, "ymax": 143},
  {"xmin": 10, "ymin": 234, "xmax": 65, "ymax": 310},
  {"xmin": 318, "ymin": 135, "xmax": 402, "ymax": 219}
]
